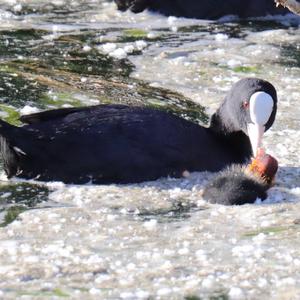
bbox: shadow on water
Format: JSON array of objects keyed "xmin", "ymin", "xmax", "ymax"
[
  {"xmin": 275, "ymin": 166, "xmax": 300, "ymax": 190},
  {"xmin": 135, "ymin": 201, "xmax": 203, "ymax": 224},
  {"xmin": 185, "ymin": 293, "xmax": 229, "ymax": 300},
  {"xmin": 278, "ymin": 44, "xmax": 300, "ymax": 68},
  {"xmin": 178, "ymin": 19, "xmax": 299, "ymax": 38},
  {"xmin": 0, "ymin": 181, "xmax": 49, "ymax": 227}
]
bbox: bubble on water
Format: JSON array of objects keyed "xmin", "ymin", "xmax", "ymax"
[
  {"xmin": 82, "ymin": 45, "xmax": 91, "ymax": 52},
  {"xmin": 19, "ymin": 105, "xmax": 40, "ymax": 115},
  {"xmin": 110, "ymin": 48, "xmax": 127, "ymax": 59},
  {"xmin": 228, "ymin": 287, "xmax": 245, "ymax": 299}
]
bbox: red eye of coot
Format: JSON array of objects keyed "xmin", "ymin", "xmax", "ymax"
[{"xmin": 243, "ymin": 101, "xmax": 249, "ymax": 109}]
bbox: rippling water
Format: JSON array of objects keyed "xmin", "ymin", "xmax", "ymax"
[{"xmin": 0, "ymin": 1, "xmax": 300, "ymax": 299}]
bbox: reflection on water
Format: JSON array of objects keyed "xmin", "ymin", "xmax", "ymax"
[
  {"xmin": 0, "ymin": 181, "xmax": 49, "ymax": 226},
  {"xmin": 0, "ymin": 1, "xmax": 300, "ymax": 299},
  {"xmin": 280, "ymin": 43, "xmax": 300, "ymax": 67}
]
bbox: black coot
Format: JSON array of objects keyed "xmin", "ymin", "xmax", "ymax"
[
  {"xmin": 115, "ymin": 0, "xmax": 289, "ymax": 19},
  {"xmin": 203, "ymin": 150, "xmax": 278, "ymax": 205},
  {"xmin": 0, "ymin": 78, "xmax": 277, "ymax": 184}
]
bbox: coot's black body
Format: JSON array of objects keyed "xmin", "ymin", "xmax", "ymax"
[
  {"xmin": 0, "ymin": 78, "xmax": 277, "ymax": 184},
  {"xmin": 0, "ymin": 105, "xmax": 251, "ymax": 184},
  {"xmin": 115, "ymin": 0, "xmax": 289, "ymax": 19}
]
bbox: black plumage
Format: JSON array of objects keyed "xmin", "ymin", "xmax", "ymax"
[
  {"xmin": 203, "ymin": 151, "xmax": 278, "ymax": 205},
  {"xmin": 115, "ymin": 0, "xmax": 289, "ymax": 19},
  {"xmin": 203, "ymin": 166, "xmax": 269, "ymax": 205},
  {"xmin": 0, "ymin": 78, "xmax": 277, "ymax": 184}
]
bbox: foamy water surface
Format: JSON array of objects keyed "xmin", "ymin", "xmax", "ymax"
[{"xmin": 0, "ymin": 1, "xmax": 300, "ymax": 299}]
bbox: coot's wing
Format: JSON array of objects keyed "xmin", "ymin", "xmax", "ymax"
[
  {"xmin": 19, "ymin": 104, "xmax": 128, "ymax": 124},
  {"xmin": 16, "ymin": 106, "xmax": 210, "ymax": 183},
  {"xmin": 9, "ymin": 104, "xmax": 133, "ymax": 163}
]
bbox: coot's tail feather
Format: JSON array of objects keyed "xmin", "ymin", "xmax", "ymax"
[
  {"xmin": 0, "ymin": 119, "xmax": 32, "ymax": 149},
  {"xmin": 0, "ymin": 119, "xmax": 18, "ymax": 178},
  {"xmin": 0, "ymin": 119, "xmax": 19, "ymax": 140},
  {"xmin": 0, "ymin": 119, "xmax": 27, "ymax": 178},
  {"xmin": 0, "ymin": 119, "xmax": 26, "ymax": 150},
  {"xmin": 0, "ymin": 118, "xmax": 13, "ymax": 130}
]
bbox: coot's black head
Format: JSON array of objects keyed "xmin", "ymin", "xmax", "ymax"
[{"xmin": 212, "ymin": 78, "xmax": 277, "ymax": 155}]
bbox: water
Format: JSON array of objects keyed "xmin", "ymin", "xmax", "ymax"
[{"xmin": 0, "ymin": 1, "xmax": 300, "ymax": 299}]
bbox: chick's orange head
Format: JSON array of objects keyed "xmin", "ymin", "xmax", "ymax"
[{"xmin": 247, "ymin": 148, "xmax": 278, "ymax": 185}]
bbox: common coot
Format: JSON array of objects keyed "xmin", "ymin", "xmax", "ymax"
[
  {"xmin": 115, "ymin": 0, "xmax": 289, "ymax": 19},
  {"xmin": 0, "ymin": 78, "xmax": 277, "ymax": 184}
]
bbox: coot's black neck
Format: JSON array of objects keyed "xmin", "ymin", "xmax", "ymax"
[{"xmin": 208, "ymin": 112, "xmax": 252, "ymax": 164}]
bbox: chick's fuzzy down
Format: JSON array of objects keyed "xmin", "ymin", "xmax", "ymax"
[{"xmin": 203, "ymin": 150, "xmax": 278, "ymax": 205}]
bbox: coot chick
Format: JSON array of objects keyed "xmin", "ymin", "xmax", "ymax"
[
  {"xmin": 0, "ymin": 78, "xmax": 277, "ymax": 184},
  {"xmin": 115, "ymin": 0, "xmax": 289, "ymax": 19},
  {"xmin": 203, "ymin": 150, "xmax": 278, "ymax": 205}
]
